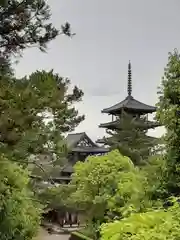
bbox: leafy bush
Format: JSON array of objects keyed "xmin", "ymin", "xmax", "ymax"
[
  {"xmin": 141, "ymin": 155, "xmax": 167, "ymax": 200},
  {"xmin": 70, "ymin": 231, "xmax": 93, "ymax": 240},
  {"xmin": 70, "ymin": 150, "xmax": 148, "ymax": 222},
  {"xmin": 38, "ymin": 183, "xmax": 74, "ymax": 210},
  {"xmin": 156, "ymin": 49, "xmax": 180, "ymax": 195},
  {"xmin": 0, "ymin": 156, "xmax": 42, "ymax": 240},
  {"xmin": 101, "ymin": 199, "xmax": 180, "ymax": 240}
]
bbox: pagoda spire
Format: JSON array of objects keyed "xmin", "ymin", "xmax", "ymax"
[{"xmin": 128, "ymin": 61, "xmax": 132, "ymax": 96}]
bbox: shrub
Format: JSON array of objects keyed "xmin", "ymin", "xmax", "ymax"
[
  {"xmin": 0, "ymin": 155, "xmax": 42, "ymax": 240},
  {"xmin": 101, "ymin": 199, "xmax": 180, "ymax": 240}
]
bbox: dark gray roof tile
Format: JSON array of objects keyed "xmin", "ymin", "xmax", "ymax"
[
  {"xmin": 66, "ymin": 132, "xmax": 108, "ymax": 153},
  {"xmin": 66, "ymin": 132, "xmax": 85, "ymax": 148},
  {"xmin": 102, "ymin": 96, "xmax": 156, "ymax": 114}
]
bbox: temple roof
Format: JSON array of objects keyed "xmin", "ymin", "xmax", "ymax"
[
  {"xmin": 62, "ymin": 132, "xmax": 109, "ymax": 175},
  {"xmin": 66, "ymin": 132, "xmax": 109, "ymax": 153},
  {"xmin": 66, "ymin": 132, "xmax": 94, "ymax": 148},
  {"xmin": 101, "ymin": 96, "xmax": 156, "ymax": 115},
  {"xmin": 99, "ymin": 119, "xmax": 160, "ymax": 130},
  {"xmin": 71, "ymin": 146, "xmax": 108, "ymax": 153}
]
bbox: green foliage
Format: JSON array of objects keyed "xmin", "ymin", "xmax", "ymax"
[
  {"xmin": 38, "ymin": 184, "xmax": 75, "ymax": 211},
  {"xmin": 80, "ymin": 223, "xmax": 100, "ymax": 240},
  {"xmin": 101, "ymin": 200, "xmax": 180, "ymax": 240},
  {"xmin": 156, "ymin": 49, "xmax": 180, "ymax": 194},
  {"xmin": 70, "ymin": 152, "xmax": 167, "ymax": 239},
  {"xmin": 0, "ymin": 70, "xmax": 84, "ymax": 167},
  {"xmin": 99, "ymin": 50, "xmax": 180, "ymax": 240},
  {"xmin": 141, "ymin": 155, "xmax": 168, "ymax": 199},
  {"xmin": 105, "ymin": 112, "xmax": 158, "ymax": 165},
  {"xmin": 0, "ymin": 1, "xmax": 79, "ymax": 237},
  {"xmin": 0, "ymin": 155, "xmax": 42, "ymax": 240},
  {"xmin": 70, "ymin": 150, "xmax": 146, "ymax": 222},
  {"xmin": 71, "ymin": 231, "xmax": 93, "ymax": 240}
]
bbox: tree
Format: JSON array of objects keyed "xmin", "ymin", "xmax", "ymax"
[
  {"xmin": 0, "ymin": 70, "xmax": 84, "ymax": 177},
  {"xmin": 156, "ymin": 49, "xmax": 180, "ymax": 195},
  {"xmin": 0, "ymin": 155, "xmax": 41, "ymax": 240},
  {"xmin": 70, "ymin": 151, "xmax": 146, "ymax": 224},
  {"xmin": 39, "ymin": 184, "xmax": 75, "ymax": 211},
  {"xmin": 141, "ymin": 155, "xmax": 168, "ymax": 200},
  {"xmin": 69, "ymin": 152, "xmax": 167, "ymax": 239},
  {"xmin": 0, "ymin": 0, "xmax": 73, "ymax": 65},
  {"xmin": 104, "ymin": 112, "xmax": 157, "ymax": 165}
]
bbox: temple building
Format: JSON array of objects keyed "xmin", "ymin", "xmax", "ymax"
[
  {"xmin": 42, "ymin": 132, "xmax": 108, "ymax": 226},
  {"xmin": 97, "ymin": 61, "xmax": 160, "ymax": 144},
  {"xmin": 31, "ymin": 132, "xmax": 108, "ymax": 186},
  {"xmin": 53, "ymin": 132, "xmax": 108, "ymax": 184}
]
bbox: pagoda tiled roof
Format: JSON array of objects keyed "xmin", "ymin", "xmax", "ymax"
[{"xmin": 102, "ymin": 96, "xmax": 156, "ymax": 114}]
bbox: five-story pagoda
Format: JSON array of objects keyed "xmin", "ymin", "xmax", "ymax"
[{"xmin": 97, "ymin": 61, "xmax": 160, "ymax": 145}]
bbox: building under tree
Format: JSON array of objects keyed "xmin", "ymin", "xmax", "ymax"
[
  {"xmin": 42, "ymin": 132, "xmax": 108, "ymax": 226},
  {"xmin": 43, "ymin": 62, "xmax": 161, "ymax": 225},
  {"xmin": 54, "ymin": 132, "xmax": 108, "ymax": 184}
]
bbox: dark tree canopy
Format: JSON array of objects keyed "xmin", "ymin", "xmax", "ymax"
[
  {"xmin": 0, "ymin": 70, "xmax": 84, "ymax": 165},
  {"xmin": 156, "ymin": 49, "xmax": 180, "ymax": 195},
  {"xmin": 105, "ymin": 112, "xmax": 157, "ymax": 165}
]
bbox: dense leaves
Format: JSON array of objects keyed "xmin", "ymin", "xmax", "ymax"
[
  {"xmin": 104, "ymin": 112, "xmax": 158, "ymax": 165},
  {"xmin": 101, "ymin": 200, "xmax": 180, "ymax": 240},
  {"xmin": 142, "ymin": 155, "xmax": 167, "ymax": 200},
  {"xmin": 39, "ymin": 184, "xmax": 75, "ymax": 211},
  {"xmin": 0, "ymin": 155, "xmax": 41, "ymax": 240},
  {"xmin": 0, "ymin": 0, "xmax": 82, "ymax": 238},
  {"xmin": 70, "ymin": 151, "xmax": 147, "ymax": 223},
  {"xmin": 156, "ymin": 49, "xmax": 180, "ymax": 195},
  {"xmin": 0, "ymin": 70, "xmax": 84, "ymax": 166},
  {"xmin": 70, "ymin": 151, "xmax": 166, "ymax": 240}
]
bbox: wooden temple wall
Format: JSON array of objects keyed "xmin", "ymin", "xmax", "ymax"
[{"xmin": 43, "ymin": 209, "xmax": 80, "ymax": 227}]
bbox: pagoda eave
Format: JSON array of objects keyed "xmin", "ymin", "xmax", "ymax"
[
  {"xmin": 99, "ymin": 120, "xmax": 161, "ymax": 130},
  {"xmin": 96, "ymin": 135, "xmax": 159, "ymax": 145},
  {"xmin": 101, "ymin": 96, "xmax": 157, "ymax": 115},
  {"xmin": 102, "ymin": 107, "xmax": 156, "ymax": 115}
]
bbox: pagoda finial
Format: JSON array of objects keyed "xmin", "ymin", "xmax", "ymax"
[{"xmin": 128, "ymin": 61, "xmax": 132, "ymax": 96}]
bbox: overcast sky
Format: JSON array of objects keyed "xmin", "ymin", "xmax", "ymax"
[{"xmin": 14, "ymin": 0, "xmax": 180, "ymax": 141}]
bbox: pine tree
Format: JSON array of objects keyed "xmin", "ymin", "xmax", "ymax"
[
  {"xmin": 104, "ymin": 111, "xmax": 157, "ymax": 165},
  {"xmin": 0, "ymin": 70, "xmax": 84, "ymax": 180}
]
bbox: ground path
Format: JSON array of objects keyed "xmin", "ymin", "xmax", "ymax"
[
  {"xmin": 36, "ymin": 226, "xmax": 81, "ymax": 240},
  {"xmin": 42, "ymin": 233, "xmax": 70, "ymax": 240}
]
